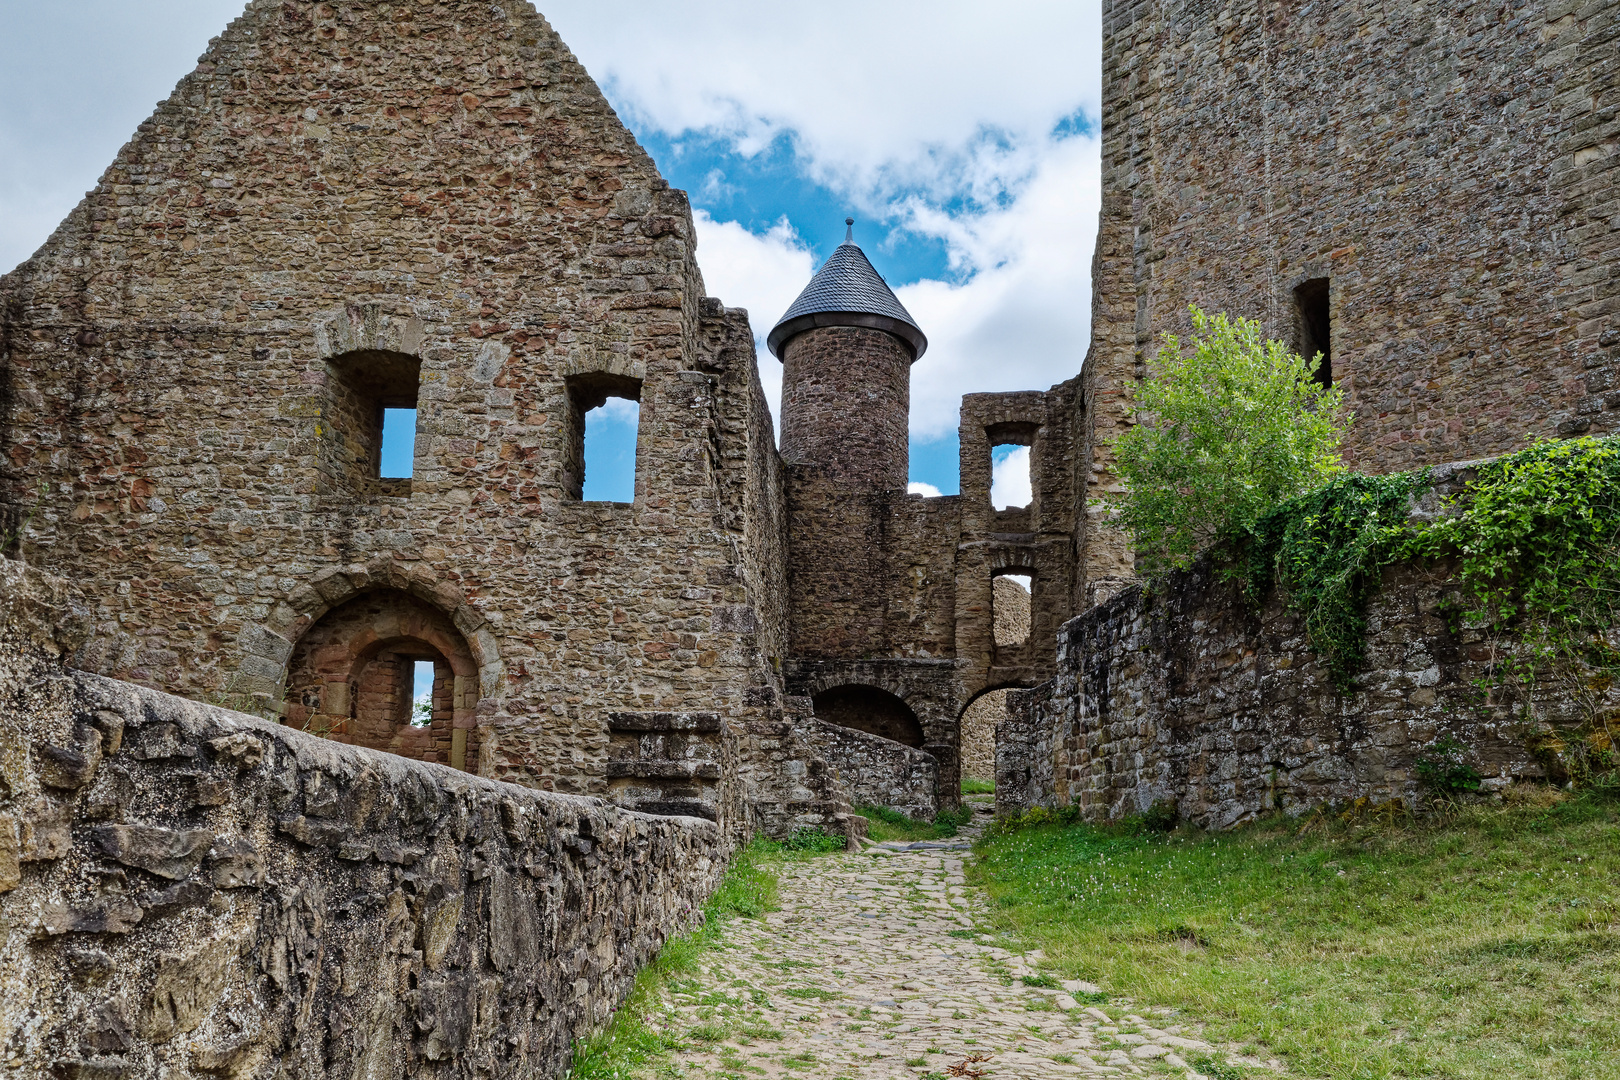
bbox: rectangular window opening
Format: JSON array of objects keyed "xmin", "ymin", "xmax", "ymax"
[
  {"xmin": 410, "ymin": 659, "xmax": 434, "ymax": 727},
  {"xmin": 568, "ymin": 373, "xmax": 643, "ymax": 503},
  {"xmin": 380, "ymin": 408, "xmax": 417, "ymax": 478},
  {"xmin": 1295, "ymin": 277, "xmax": 1332, "ymax": 387},
  {"xmin": 583, "ymin": 398, "xmax": 640, "ymax": 503},
  {"xmin": 990, "ymin": 444, "xmax": 1032, "ymax": 510},
  {"xmin": 993, "ymin": 573, "xmax": 1033, "ymax": 647}
]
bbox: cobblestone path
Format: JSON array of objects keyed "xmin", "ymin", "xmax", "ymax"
[{"xmin": 640, "ymin": 807, "xmax": 1257, "ymax": 1080}]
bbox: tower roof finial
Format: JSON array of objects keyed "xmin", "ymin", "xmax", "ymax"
[{"xmin": 844, "ymin": 217, "xmax": 855, "ymax": 244}]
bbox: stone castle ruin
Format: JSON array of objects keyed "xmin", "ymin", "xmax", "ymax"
[{"xmin": 0, "ymin": 0, "xmax": 1615, "ymax": 1074}]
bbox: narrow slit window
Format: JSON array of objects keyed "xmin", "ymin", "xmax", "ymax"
[
  {"xmin": 1295, "ymin": 277, "xmax": 1332, "ymax": 387},
  {"xmin": 410, "ymin": 659, "xmax": 434, "ymax": 727},
  {"xmin": 380, "ymin": 408, "xmax": 417, "ymax": 478},
  {"xmin": 990, "ymin": 444, "xmax": 1031, "ymax": 509}
]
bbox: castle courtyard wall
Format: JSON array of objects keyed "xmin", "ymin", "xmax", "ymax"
[{"xmin": 998, "ymin": 462, "xmax": 1620, "ymax": 827}]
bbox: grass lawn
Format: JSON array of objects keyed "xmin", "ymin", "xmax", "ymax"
[
  {"xmin": 856, "ymin": 803, "xmax": 972, "ymax": 842},
  {"xmin": 962, "ymin": 777, "xmax": 996, "ymax": 795},
  {"xmin": 970, "ymin": 790, "xmax": 1620, "ymax": 1079}
]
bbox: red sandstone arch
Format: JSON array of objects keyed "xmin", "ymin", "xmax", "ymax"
[{"xmin": 282, "ymin": 589, "xmax": 481, "ymax": 771}]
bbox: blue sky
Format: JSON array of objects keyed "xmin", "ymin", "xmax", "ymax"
[{"xmin": 0, "ymin": 1, "xmax": 1104, "ymax": 498}]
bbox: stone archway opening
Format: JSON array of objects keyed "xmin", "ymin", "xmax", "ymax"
[
  {"xmin": 811, "ymin": 684, "xmax": 925, "ymax": 748},
  {"xmin": 283, "ymin": 589, "xmax": 480, "ymax": 771},
  {"xmin": 958, "ymin": 683, "xmax": 1031, "ymax": 794}
]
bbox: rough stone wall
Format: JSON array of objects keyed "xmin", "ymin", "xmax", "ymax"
[
  {"xmin": 999, "ymin": 463, "xmax": 1620, "ymax": 827},
  {"xmin": 798, "ymin": 712, "xmax": 939, "ymax": 821},
  {"xmin": 783, "ymin": 479, "xmax": 961, "ymax": 663},
  {"xmin": 736, "ymin": 698, "xmax": 867, "ymax": 846},
  {"xmin": 0, "ymin": 0, "xmax": 800, "ymax": 808},
  {"xmin": 1085, "ymin": 0, "xmax": 1620, "ymax": 582},
  {"xmin": 785, "ymin": 658, "xmax": 961, "ymax": 806},
  {"xmin": 778, "ymin": 326, "xmax": 912, "ymax": 489},
  {"xmin": 0, "ymin": 561, "xmax": 724, "ymax": 1079},
  {"xmin": 992, "ymin": 577, "xmax": 1032, "ymax": 647}
]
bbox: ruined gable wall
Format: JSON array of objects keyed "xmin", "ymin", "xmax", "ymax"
[
  {"xmin": 1084, "ymin": 0, "xmax": 1620, "ymax": 586},
  {"xmin": 0, "ymin": 561, "xmax": 722, "ymax": 1079},
  {"xmin": 0, "ymin": 0, "xmax": 789, "ymax": 797}
]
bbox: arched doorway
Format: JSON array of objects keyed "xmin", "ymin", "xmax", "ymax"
[
  {"xmin": 811, "ymin": 684, "xmax": 924, "ymax": 748},
  {"xmin": 958, "ymin": 683, "xmax": 1032, "ymax": 791},
  {"xmin": 282, "ymin": 589, "xmax": 480, "ymax": 771}
]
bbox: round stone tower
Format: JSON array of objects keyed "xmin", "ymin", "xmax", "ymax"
[{"xmin": 767, "ymin": 220, "xmax": 927, "ymax": 490}]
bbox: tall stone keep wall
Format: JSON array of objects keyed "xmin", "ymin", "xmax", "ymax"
[
  {"xmin": 1084, "ymin": 0, "xmax": 1620, "ymax": 582},
  {"xmin": 998, "ymin": 484, "xmax": 1620, "ymax": 827},
  {"xmin": 0, "ymin": 562, "xmax": 723, "ymax": 1079}
]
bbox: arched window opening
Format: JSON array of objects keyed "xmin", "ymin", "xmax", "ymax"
[
  {"xmin": 1294, "ymin": 277, "xmax": 1332, "ymax": 387},
  {"xmin": 323, "ymin": 349, "xmax": 421, "ymax": 493},
  {"xmin": 811, "ymin": 684, "xmax": 924, "ymax": 748},
  {"xmin": 566, "ymin": 372, "xmax": 642, "ymax": 503},
  {"xmin": 993, "ymin": 573, "xmax": 1032, "ymax": 648},
  {"xmin": 283, "ymin": 589, "xmax": 479, "ymax": 771}
]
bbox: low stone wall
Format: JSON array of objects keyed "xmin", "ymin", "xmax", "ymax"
[
  {"xmin": 799, "ymin": 710, "xmax": 940, "ymax": 821},
  {"xmin": 0, "ymin": 563, "xmax": 724, "ymax": 1079},
  {"xmin": 999, "ymin": 549, "xmax": 1617, "ymax": 828}
]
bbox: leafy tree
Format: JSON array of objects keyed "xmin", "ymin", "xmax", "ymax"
[{"xmin": 1112, "ymin": 306, "xmax": 1351, "ymax": 574}]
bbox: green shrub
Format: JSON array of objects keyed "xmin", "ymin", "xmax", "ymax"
[
  {"xmin": 1414, "ymin": 735, "xmax": 1484, "ymax": 796},
  {"xmin": 1112, "ymin": 306, "xmax": 1351, "ymax": 575},
  {"xmin": 776, "ymin": 826, "xmax": 847, "ymax": 854}
]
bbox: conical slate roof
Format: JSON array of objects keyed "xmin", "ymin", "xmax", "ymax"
[{"xmin": 766, "ymin": 222, "xmax": 927, "ymax": 360}]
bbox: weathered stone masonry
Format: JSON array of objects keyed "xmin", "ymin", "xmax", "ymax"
[
  {"xmin": 0, "ymin": 562, "xmax": 722, "ymax": 1078},
  {"xmin": 998, "ymin": 461, "xmax": 1620, "ymax": 826},
  {"xmin": 0, "ymin": 0, "xmax": 862, "ymax": 838},
  {"xmin": 1082, "ymin": 0, "xmax": 1620, "ymax": 590}
]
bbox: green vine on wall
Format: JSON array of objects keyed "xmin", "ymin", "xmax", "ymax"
[
  {"xmin": 1238, "ymin": 470, "xmax": 1432, "ymax": 688},
  {"xmin": 1230, "ymin": 436, "xmax": 1620, "ymax": 749}
]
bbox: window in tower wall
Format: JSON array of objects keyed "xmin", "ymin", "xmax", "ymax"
[
  {"xmin": 990, "ymin": 445, "xmax": 1032, "ymax": 509},
  {"xmin": 1295, "ymin": 277, "xmax": 1332, "ymax": 387}
]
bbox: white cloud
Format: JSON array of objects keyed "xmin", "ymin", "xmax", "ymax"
[
  {"xmin": 543, "ymin": 1, "xmax": 1101, "ymax": 201},
  {"xmin": 593, "ymin": 396, "xmax": 641, "ymax": 424},
  {"xmin": 899, "ymin": 134, "xmax": 1100, "ymax": 438},
  {"xmin": 991, "ymin": 446, "xmax": 1033, "ymax": 510},
  {"xmin": 907, "ymin": 482, "xmax": 944, "ymax": 498}
]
